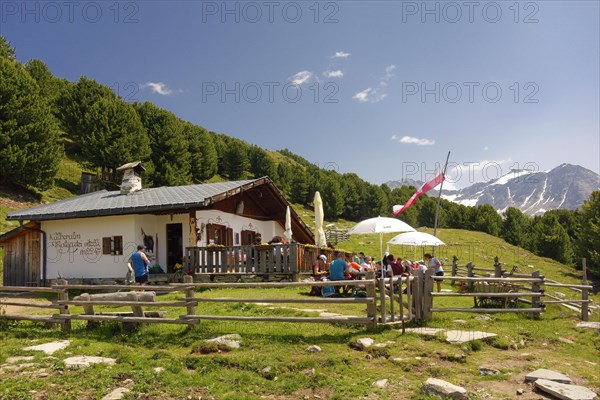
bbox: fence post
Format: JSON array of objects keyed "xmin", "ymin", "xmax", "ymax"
[
  {"xmin": 365, "ymin": 271, "xmax": 377, "ymax": 330},
  {"xmin": 581, "ymin": 258, "xmax": 589, "ymax": 321},
  {"xmin": 184, "ymin": 275, "xmax": 196, "ymax": 318},
  {"xmin": 494, "ymin": 262, "xmax": 503, "ymax": 278},
  {"xmin": 407, "ymin": 270, "xmax": 413, "ymax": 321},
  {"xmin": 55, "ymin": 279, "xmax": 71, "ymax": 332},
  {"xmin": 530, "ymin": 271, "xmax": 542, "ymax": 320},
  {"xmin": 290, "ymin": 244, "xmax": 299, "ymax": 282},
  {"xmin": 389, "ymin": 276, "xmax": 396, "ymax": 322},
  {"xmin": 413, "ymin": 269, "xmax": 422, "ymax": 321},
  {"xmin": 451, "ymin": 260, "xmax": 458, "ymax": 286},
  {"xmin": 378, "ymin": 276, "xmax": 387, "ymax": 324},
  {"xmin": 399, "ymin": 275, "xmax": 405, "ymax": 333},
  {"xmin": 467, "ymin": 262, "xmax": 474, "ymax": 291},
  {"xmin": 581, "ymin": 287, "xmax": 589, "ymax": 322},
  {"xmin": 423, "ymin": 269, "xmax": 434, "ymax": 320}
]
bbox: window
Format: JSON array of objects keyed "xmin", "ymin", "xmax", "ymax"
[
  {"xmin": 102, "ymin": 236, "xmax": 123, "ymax": 255},
  {"xmin": 206, "ymin": 224, "xmax": 233, "ymax": 246}
]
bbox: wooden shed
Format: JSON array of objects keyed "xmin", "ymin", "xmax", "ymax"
[{"xmin": 0, "ymin": 222, "xmax": 43, "ymax": 286}]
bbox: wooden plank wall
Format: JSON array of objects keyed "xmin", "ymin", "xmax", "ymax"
[{"xmin": 2, "ymin": 230, "xmax": 41, "ymax": 286}]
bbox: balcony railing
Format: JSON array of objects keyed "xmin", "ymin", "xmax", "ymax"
[{"xmin": 184, "ymin": 244, "xmax": 341, "ymax": 276}]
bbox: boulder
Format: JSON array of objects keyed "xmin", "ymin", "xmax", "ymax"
[
  {"xmin": 534, "ymin": 378, "xmax": 598, "ymax": 400},
  {"xmin": 305, "ymin": 345, "xmax": 322, "ymax": 353},
  {"xmin": 100, "ymin": 388, "xmax": 130, "ymax": 400},
  {"xmin": 372, "ymin": 379, "xmax": 388, "ymax": 389},
  {"xmin": 350, "ymin": 338, "xmax": 374, "ymax": 350},
  {"xmin": 478, "ymin": 367, "xmax": 500, "ymax": 376},
  {"xmin": 261, "ymin": 366, "xmax": 276, "ymax": 380},
  {"xmin": 63, "ymin": 356, "xmax": 116, "ymax": 369},
  {"xmin": 205, "ymin": 334, "xmax": 241, "ymax": 350},
  {"xmin": 421, "ymin": 378, "xmax": 469, "ymax": 400},
  {"xmin": 576, "ymin": 322, "xmax": 600, "ymax": 330},
  {"xmin": 23, "ymin": 340, "xmax": 70, "ymax": 355},
  {"xmin": 525, "ymin": 369, "xmax": 572, "ymax": 384}
]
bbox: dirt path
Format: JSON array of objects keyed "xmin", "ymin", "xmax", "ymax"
[{"xmin": 0, "ymin": 297, "xmax": 53, "ymax": 316}]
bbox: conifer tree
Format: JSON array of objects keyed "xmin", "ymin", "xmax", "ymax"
[
  {"xmin": 0, "ymin": 57, "xmax": 62, "ymax": 188},
  {"xmin": 222, "ymin": 140, "xmax": 249, "ymax": 180},
  {"xmin": 81, "ymin": 97, "xmax": 150, "ymax": 171},
  {"xmin": 184, "ymin": 123, "xmax": 218, "ymax": 182},
  {"xmin": 134, "ymin": 102, "xmax": 191, "ymax": 186}
]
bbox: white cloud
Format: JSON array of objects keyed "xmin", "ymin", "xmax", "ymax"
[
  {"xmin": 289, "ymin": 70, "xmax": 313, "ymax": 86},
  {"xmin": 353, "ymin": 64, "xmax": 396, "ymax": 103},
  {"xmin": 483, "ymin": 146, "xmax": 489, "ymax": 150},
  {"xmin": 332, "ymin": 51, "xmax": 351, "ymax": 59},
  {"xmin": 353, "ymin": 88, "xmax": 373, "ymax": 102},
  {"xmin": 384, "ymin": 64, "xmax": 396, "ymax": 76},
  {"xmin": 325, "ymin": 70, "xmax": 344, "ymax": 78},
  {"xmin": 392, "ymin": 135, "xmax": 436, "ymax": 146},
  {"xmin": 141, "ymin": 82, "xmax": 173, "ymax": 96}
]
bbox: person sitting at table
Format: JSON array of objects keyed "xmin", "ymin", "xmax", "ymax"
[
  {"xmin": 358, "ymin": 252, "xmax": 366, "ymax": 264},
  {"xmin": 328, "ymin": 252, "xmax": 348, "ymax": 295},
  {"xmin": 401, "ymin": 259, "xmax": 411, "ymax": 275},
  {"xmin": 346, "ymin": 256, "xmax": 363, "ymax": 278},
  {"xmin": 361, "ymin": 256, "xmax": 375, "ymax": 272},
  {"xmin": 313, "ymin": 254, "xmax": 329, "ymax": 279},
  {"xmin": 386, "ymin": 254, "xmax": 404, "ymax": 277}
]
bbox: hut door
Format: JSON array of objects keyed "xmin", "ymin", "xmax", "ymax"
[{"xmin": 166, "ymin": 223, "xmax": 183, "ymax": 273}]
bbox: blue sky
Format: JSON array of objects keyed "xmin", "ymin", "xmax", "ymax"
[{"xmin": 2, "ymin": 0, "xmax": 599, "ymax": 188}]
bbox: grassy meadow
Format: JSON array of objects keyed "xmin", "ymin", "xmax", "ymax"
[
  {"xmin": 1, "ymin": 236, "xmax": 599, "ymax": 400},
  {"xmin": 0, "ymin": 280, "xmax": 598, "ymax": 400},
  {"xmin": 1, "ymin": 162, "xmax": 599, "ymax": 399}
]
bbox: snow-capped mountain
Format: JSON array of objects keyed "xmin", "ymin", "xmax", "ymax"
[{"xmin": 386, "ymin": 164, "xmax": 600, "ymax": 215}]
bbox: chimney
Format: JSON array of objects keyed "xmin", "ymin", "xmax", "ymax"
[{"xmin": 116, "ymin": 161, "xmax": 146, "ymax": 195}]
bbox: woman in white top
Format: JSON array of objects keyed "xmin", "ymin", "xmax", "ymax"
[{"xmin": 424, "ymin": 253, "xmax": 443, "ymax": 292}]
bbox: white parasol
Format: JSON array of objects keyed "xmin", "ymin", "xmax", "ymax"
[
  {"xmin": 313, "ymin": 192, "xmax": 327, "ymax": 246},
  {"xmin": 284, "ymin": 206, "xmax": 292, "ymax": 242},
  {"xmin": 387, "ymin": 231, "xmax": 446, "ymax": 260},
  {"xmin": 347, "ymin": 216, "xmax": 415, "ymax": 266}
]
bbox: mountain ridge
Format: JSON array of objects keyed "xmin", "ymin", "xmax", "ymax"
[{"xmin": 385, "ymin": 163, "xmax": 600, "ymax": 215}]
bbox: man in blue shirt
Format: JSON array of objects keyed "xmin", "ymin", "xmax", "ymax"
[
  {"xmin": 329, "ymin": 252, "xmax": 348, "ymax": 281},
  {"xmin": 131, "ymin": 244, "xmax": 150, "ymax": 284},
  {"xmin": 327, "ymin": 252, "xmax": 348, "ymax": 296}
]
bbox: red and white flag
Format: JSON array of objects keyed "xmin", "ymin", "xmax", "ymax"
[{"xmin": 393, "ymin": 172, "xmax": 445, "ymax": 216}]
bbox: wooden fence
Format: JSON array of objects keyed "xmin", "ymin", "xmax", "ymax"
[
  {"xmin": 419, "ymin": 265, "xmax": 593, "ymax": 321},
  {"xmin": 184, "ymin": 244, "xmax": 342, "ymax": 280},
  {"xmin": 1, "ymin": 273, "xmax": 379, "ymax": 331},
  {"xmin": 0, "ymin": 264, "xmax": 594, "ymax": 331},
  {"xmin": 449, "ymin": 259, "xmax": 594, "ymax": 321}
]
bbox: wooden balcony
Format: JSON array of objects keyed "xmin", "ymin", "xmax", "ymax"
[{"xmin": 184, "ymin": 244, "xmax": 340, "ymax": 278}]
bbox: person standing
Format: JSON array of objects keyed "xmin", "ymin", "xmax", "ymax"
[
  {"xmin": 131, "ymin": 244, "xmax": 150, "ymax": 284},
  {"xmin": 424, "ymin": 253, "xmax": 443, "ymax": 292}
]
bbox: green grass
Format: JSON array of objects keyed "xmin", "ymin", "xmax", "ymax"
[
  {"xmin": 0, "ymin": 286, "xmax": 600, "ymax": 399},
  {"xmin": 1, "ymin": 281, "xmax": 598, "ymax": 399}
]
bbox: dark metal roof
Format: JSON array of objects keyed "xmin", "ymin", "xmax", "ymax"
[{"xmin": 7, "ymin": 179, "xmax": 261, "ymax": 221}]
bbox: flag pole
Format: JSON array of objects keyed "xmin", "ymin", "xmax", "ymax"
[{"xmin": 432, "ymin": 151, "xmax": 451, "ymax": 255}]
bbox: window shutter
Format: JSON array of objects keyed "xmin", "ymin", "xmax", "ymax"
[
  {"xmin": 226, "ymin": 228, "xmax": 233, "ymax": 246},
  {"xmin": 206, "ymin": 224, "xmax": 215, "ymax": 243},
  {"xmin": 102, "ymin": 237, "xmax": 111, "ymax": 255}
]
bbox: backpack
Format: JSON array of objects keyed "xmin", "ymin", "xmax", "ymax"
[{"xmin": 309, "ymin": 286, "xmax": 322, "ymax": 296}]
